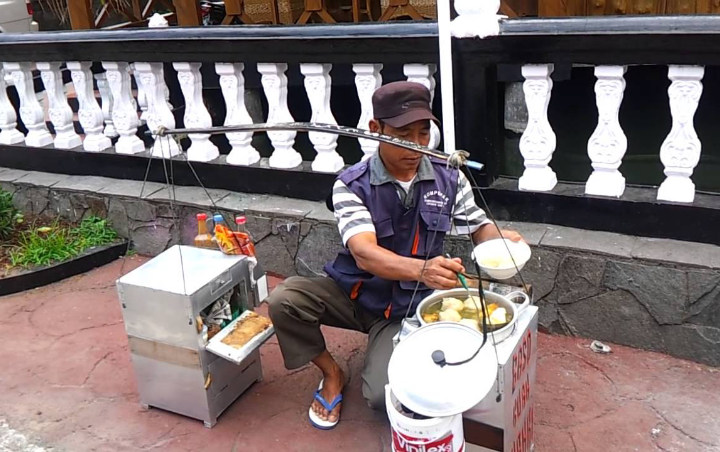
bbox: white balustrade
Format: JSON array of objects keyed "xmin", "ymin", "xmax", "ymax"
[
  {"xmin": 216, "ymin": 63, "xmax": 260, "ymax": 166},
  {"xmin": 352, "ymin": 63, "xmax": 383, "ymax": 160},
  {"xmin": 404, "ymin": 63, "xmax": 440, "ymax": 150},
  {"xmin": 37, "ymin": 62, "xmax": 82, "ymax": 149},
  {"xmin": 585, "ymin": 65, "xmax": 628, "ymax": 198},
  {"xmin": 102, "ymin": 62, "xmax": 145, "ymax": 154},
  {"xmin": 451, "ymin": 0, "xmax": 503, "ymax": 39},
  {"xmin": 519, "ymin": 64, "xmax": 557, "ymax": 192},
  {"xmin": 258, "ymin": 63, "xmax": 302, "ymax": 169},
  {"xmin": 4, "ymin": 62, "xmax": 53, "ymax": 147},
  {"xmin": 134, "ymin": 62, "xmax": 180, "ymax": 158},
  {"xmin": 301, "ymin": 63, "xmax": 344, "ymax": 173},
  {"xmin": 132, "ymin": 64, "xmax": 149, "ymax": 125},
  {"xmin": 94, "ymin": 72, "xmax": 118, "ymax": 138},
  {"xmin": 657, "ymin": 65, "xmax": 705, "ymax": 203},
  {"xmin": 173, "ymin": 62, "xmax": 219, "ymax": 162},
  {"xmin": 0, "ymin": 68, "xmax": 24, "ymax": 145},
  {"xmin": 67, "ymin": 61, "xmax": 112, "ymax": 152}
]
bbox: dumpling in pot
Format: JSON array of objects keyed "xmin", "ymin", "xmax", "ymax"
[
  {"xmin": 489, "ymin": 307, "xmax": 508, "ymax": 325},
  {"xmin": 438, "ymin": 309, "xmax": 462, "ymax": 322},
  {"xmin": 459, "ymin": 318, "xmax": 480, "ymax": 331},
  {"xmin": 441, "ymin": 297, "xmax": 464, "ymax": 312},
  {"xmin": 463, "ymin": 296, "xmax": 482, "ymax": 312}
]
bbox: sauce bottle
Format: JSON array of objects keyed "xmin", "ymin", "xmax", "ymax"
[{"xmin": 193, "ymin": 213, "xmax": 215, "ymax": 249}]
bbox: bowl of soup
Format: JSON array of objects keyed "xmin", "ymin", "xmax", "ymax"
[{"xmin": 472, "ymin": 238, "xmax": 531, "ymax": 280}]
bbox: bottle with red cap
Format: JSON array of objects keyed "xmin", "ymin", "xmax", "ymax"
[
  {"xmin": 234, "ymin": 215, "xmax": 256, "ymax": 257},
  {"xmin": 193, "ymin": 213, "xmax": 215, "ymax": 249}
]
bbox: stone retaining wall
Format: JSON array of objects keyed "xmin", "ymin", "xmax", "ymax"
[{"xmin": 2, "ymin": 167, "xmax": 718, "ymax": 367}]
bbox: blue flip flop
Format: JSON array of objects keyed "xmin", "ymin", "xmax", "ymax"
[{"xmin": 308, "ymin": 379, "xmax": 343, "ymax": 430}]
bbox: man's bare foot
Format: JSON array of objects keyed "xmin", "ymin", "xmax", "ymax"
[{"xmin": 311, "ymin": 362, "xmax": 344, "ymax": 423}]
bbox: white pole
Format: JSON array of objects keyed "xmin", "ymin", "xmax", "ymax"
[{"xmin": 437, "ymin": 0, "xmax": 456, "ymax": 155}]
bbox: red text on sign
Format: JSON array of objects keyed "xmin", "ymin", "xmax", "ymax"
[
  {"xmin": 511, "ymin": 405, "xmax": 534, "ymax": 452},
  {"xmin": 512, "ymin": 374, "xmax": 531, "ymax": 428},
  {"xmin": 512, "ymin": 330, "xmax": 532, "ymax": 394}
]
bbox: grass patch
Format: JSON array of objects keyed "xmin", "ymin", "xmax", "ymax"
[
  {"xmin": 0, "ymin": 189, "xmax": 23, "ymax": 241},
  {"xmin": 8, "ymin": 216, "xmax": 119, "ymax": 269}
]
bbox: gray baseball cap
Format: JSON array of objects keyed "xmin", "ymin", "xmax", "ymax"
[{"xmin": 372, "ymin": 81, "xmax": 439, "ymax": 128}]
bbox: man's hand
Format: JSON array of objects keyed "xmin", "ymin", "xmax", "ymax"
[
  {"xmin": 419, "ymin": 256, "xmax": 465, "ymax": 290},
  {"xmin": 473, "ymin": 223, "xmax": 525, "ymax": 244},
  {"xmin": 499, "ymin": 229, "xmax": 524, "ymax": 242}
]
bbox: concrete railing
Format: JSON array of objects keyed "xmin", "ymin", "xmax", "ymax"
[{"xmin": 0, "ymin": 17, "xmax": 719, "ymax": 244}]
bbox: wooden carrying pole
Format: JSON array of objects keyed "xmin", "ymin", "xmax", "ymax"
[{"xmin": 69, "ymin": 0, "xmax": 96, "ymax": 29}]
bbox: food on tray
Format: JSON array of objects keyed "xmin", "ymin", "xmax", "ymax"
[
  {"xmin": 220, "ymin": 311, "xmax": 272, "ymax": 349},
  {"xmin": 421, "ymin": 296, "xmax": 512, "ymax": 331}
]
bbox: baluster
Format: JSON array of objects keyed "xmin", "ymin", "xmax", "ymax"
[
  {"xmin": 301, "ymin": 63, "xmax": 344, "ymax": 173},
  {"xmin": 132, "ymin": 63, "xmax": 149, "ymax": 125},
  {"xmin": 37, "ymin": 62, "xmax": 82, "ymax": 149},
  {"xmin": 172, "ymin": 62, "xmax": 219, "ymax": 162},
  {"xmin": 0, "ymin": 68, "xmax": 24, "ymax": 145},
  {"xmin": 134, "ymin": 62, "xmax": 180, "ymax": 158},
  {"xmin": 102, "ymin": 62, "xmax": 145, "ymax": 154},
  {"xmin": 95, "ymin": 72, "xmax": 118, "ymax": 138},
  {"xmin": 586, "ymin": 66, "xmax": 628, "ymax": 197},
  {"xmin": 215, "ymin": 63, "xmax": 260, "ymax": 166},
  {"xmin": 258, "ymin": 63, "xmax": 302, "ymax": 169},
  {"xmin": 519, "ymin": 64, "xmax": 557, "ymax": 192},
  {"xmin": 452, "ymin": 0, "xmax": 502, "ymax": 38},
  {"xmin": 404, "ymin": 63, "xmax": 440, "ymax": 150},
  {"xmin": 352, "ymin": 63, "xmax": 382, "ymax": 160},
  {"xmin": 3, "ymin": 62, "xmax": 53, "ymax": 147},
  {"xmin": 657, "ymin": 65, "xmax": 705, "ymax": 203},
  {"xmin": 67, "ymin": 61, "xmax": 112, "ymax": 152}
]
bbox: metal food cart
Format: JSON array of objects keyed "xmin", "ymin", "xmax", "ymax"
[{"xmin": 116, "ymin": 245, "xmax": 272, "ymax": 428}]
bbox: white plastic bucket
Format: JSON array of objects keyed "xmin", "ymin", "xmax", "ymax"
[{"xmin": 385, "ymin": 385, "xmax": 465, "ymax": 452}]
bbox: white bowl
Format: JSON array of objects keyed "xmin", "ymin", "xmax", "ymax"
[{"xmin": 472, "ymin": 238, "xmax": 531, "ymax": 280}]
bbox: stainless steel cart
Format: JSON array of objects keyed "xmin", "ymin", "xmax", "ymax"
[
  {"xmin": 464, "ymin": 304, "xmax": 538, "ymax": 452},
  {"xmin": 116, "ymin": 245, "xmax": 272, "ymax": 428}
]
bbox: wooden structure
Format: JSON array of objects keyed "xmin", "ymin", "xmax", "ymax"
[
  {"xmin": 68, "ymin": 0, "xmax": 200, "ymax": 29},
  {"xmin": 224, "ymin": 0, "xmax": 279, "ymax": 23},
  {"xmin": 539, "ymin": 0, "xmax": 720, "ymax": 15}
]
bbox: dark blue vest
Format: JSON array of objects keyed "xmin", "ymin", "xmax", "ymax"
[{"xmin": 324, "ymin": 157, "xmax": 459, "ymax": 321}]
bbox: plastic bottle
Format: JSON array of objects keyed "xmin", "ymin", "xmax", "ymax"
[
  {"xmin": 193, "ymin": 213, "xmax": 215, "ymax": 249},
  {"xmin": 234, "ymin": 215, "xmax": 256, "ymax": 257},
  {"xmin": 213, "ymin": 213, "xmax": 224, "ymax": 228}
]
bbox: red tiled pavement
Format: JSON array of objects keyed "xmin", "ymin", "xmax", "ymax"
[{"xmin": 1, "ymin": 256, "xmax": 719, "ymax": 452}]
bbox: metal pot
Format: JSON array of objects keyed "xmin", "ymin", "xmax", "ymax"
[{"xmin": 415, "ymin": 288, "xmax": 530, "ymax": 344}]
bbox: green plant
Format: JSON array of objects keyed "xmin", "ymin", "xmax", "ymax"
[
  {"xmin": 9, "ymin": 215, "xmax": 118, "ymax": 269},
  {"xmin": 71, "ymin": 216, "xmax": 118, "ymax": 249},
  {"xmin": 9, "ymin": 221, "xmax": 78, "ymax": 268},
  {"xmin": 0, "ymin": 189, "xmax": 22, "ymax": 241}
]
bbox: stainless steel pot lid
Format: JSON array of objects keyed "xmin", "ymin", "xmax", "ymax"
[{"xmin": 387, "ymin": 322, "xmax": 498, "ymax": 418}]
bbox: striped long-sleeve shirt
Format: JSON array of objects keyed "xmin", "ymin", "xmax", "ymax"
[{"xmin": 333, "ymin": 158, "xmax": 490, "ymax": 246}]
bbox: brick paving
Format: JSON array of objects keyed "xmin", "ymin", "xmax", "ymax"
[{"xmin": 0, "ymin": 256, "xmax": 718, "ymax": 452}]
